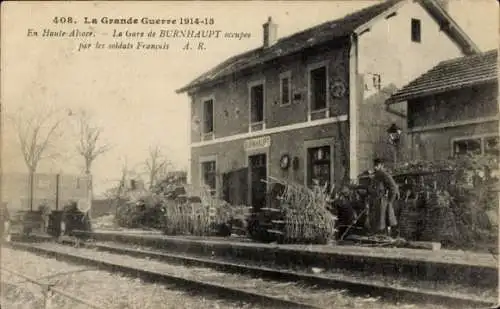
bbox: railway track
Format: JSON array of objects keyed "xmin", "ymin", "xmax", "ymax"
[{"xmin": 6, "ymin": 237, "xmax": 496, "ymax": 309}]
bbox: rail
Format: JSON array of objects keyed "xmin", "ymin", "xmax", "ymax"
[{"xmin": 0, "ymin": 266, "xmax": 102, "ymax": 309}]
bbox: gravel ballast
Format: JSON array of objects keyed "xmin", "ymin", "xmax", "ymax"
[
  {"xmin": 1, "ymin": 244, "xmax": 458, "ymax": 309},
  {"xmin": 94, "ymin": 240, "xmax": 497, "ymax": 300},
  {"xmin": 1, "ymin": 247, "xmax": 257, "ymax": 309}
]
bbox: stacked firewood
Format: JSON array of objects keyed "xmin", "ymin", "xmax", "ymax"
[{"xmin": 262, "ymin": 177, "xmax": 337, "ymax": 244}]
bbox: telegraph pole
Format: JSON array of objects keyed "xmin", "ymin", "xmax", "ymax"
[{"xmin": 55, "ymin": 174, "xmax": 60, "ymax": 210}]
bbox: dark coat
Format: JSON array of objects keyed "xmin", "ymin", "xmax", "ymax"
[
  {"xmin": 369, "ymin": 168, "xmax": 399, "ymax": 232},
  {"xmin": 372, "ymin": 169, "xmax": 400, "ymax": 202}
]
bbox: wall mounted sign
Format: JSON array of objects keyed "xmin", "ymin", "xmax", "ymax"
[
  {"xmin": 280, "ymin": 154, "xmax": 290, "ymax": 170},
  {"xmin": 244, "ymin": 136, "xmax": 271, "ymax": 151},
  {"xmin": 330, "ymin": 80, "xmax": 347, "ymax": 98}
]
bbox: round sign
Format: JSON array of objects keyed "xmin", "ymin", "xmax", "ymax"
[
  {"xmin": 330, "ymin": 80, "xmax": 346, "ymax": 98},
  {"xmin": 280, "ymin": 154, "xmax": 290, "ymax": 170}
]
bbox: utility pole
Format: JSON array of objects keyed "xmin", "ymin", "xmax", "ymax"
[
  {"xmin": 55, "ymin": 174, "xmax": 60, "ymax": 211},
  {"xmin": 29, "ymin": 172, "xmax": 35, "ymax": 211}
]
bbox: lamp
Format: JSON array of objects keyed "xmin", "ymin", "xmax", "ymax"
[
  {"xmin": 387, "ymin": 123, "xmax": 402, "ymax": 165},
  {"xmin": 387, "ymin": 123, "xmax": 402, "ymax": 146}
]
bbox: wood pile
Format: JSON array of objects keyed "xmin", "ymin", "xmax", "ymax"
[{"xmin": 261, "ymin": 177, "xmax": 337, "ymax": 244}]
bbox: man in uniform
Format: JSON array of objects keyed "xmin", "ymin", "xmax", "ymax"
[
  {"xmin": 369, "ymin": 158, "xmax": 399, "ymax": 236},
  {"xmin": 0, "ymin": 203, "xmax": 11, "ymax": 242}
]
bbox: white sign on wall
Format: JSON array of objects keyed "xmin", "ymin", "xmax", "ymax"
[{"xmin": 244, "ymin": 136, "xmax": 271, "ymax": 151}]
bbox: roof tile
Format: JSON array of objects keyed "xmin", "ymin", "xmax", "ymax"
[
  {"xmin": 388, "ymin": 50, "xmax": 498, "ymax": 103},
  {"xmin": 177, "ymin": 0, "xmax": 403, "ymax": 93}
]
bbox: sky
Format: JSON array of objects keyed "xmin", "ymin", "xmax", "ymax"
[{"xmin": 1, "ymin": 0, "xmax": 498, "ymax": 196}]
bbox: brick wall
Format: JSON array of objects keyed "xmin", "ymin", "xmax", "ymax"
[
  {"xmin": 191, "ymin": 121, "xmax": 349, "ymax": 199},
  {"xmin": 407, "ymin": 84, "xmax": 498, "ymax": 161},
  {"xmin": 408, "ymin": 83, "xmax": 498, "ymax": 128},
  {"xmin": 409, "ymin": 121, "xmax": 499, "ymax": 161},
  {"xmin": 190, "ymin": 42, "xmax": 350, "ymax": 143}
]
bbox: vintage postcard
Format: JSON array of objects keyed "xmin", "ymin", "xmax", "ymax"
[{"xmin": 1, "ymin": 0, "xmax": 498, "ymax": 308}]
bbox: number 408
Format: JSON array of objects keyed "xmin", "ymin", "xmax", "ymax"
[{"xmin": 53, "ymin": 17, "xmax": 74, "ymax": 24}]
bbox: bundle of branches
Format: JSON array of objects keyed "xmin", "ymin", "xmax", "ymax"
[
  {"xmin": 266, "ymin": 177, "xmax": 337, "ymax": 243},
  {"xmin": 162, "ymin": 185, "xmax": 233, "ymax": 236},
  {"xmin": 114, "ymin": 194, "xmax": 165, "ymax": 230},
  {"xmin": 420, "ymin": 189, "xmax": 459, "ymax": 245},
  {"xmin": 390, "ymin": 155, "xmax": 498, "ymax": 250}
]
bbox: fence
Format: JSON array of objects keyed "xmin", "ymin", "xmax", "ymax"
[{"xmin": 0, "ymin": 266, "xmax": 102, "ymax": 309}]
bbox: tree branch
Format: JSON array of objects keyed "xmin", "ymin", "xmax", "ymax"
[{"xmin": 76, "ymin": 112, "xmax": 110, "ymax": 174}]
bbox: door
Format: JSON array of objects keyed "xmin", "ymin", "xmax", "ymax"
[
  {"xmin": 248, "ymin": 154, "xmax": 267, "ymax": 210},
  {"xmin": 222, "ymin": 167, "xmax": 248, "ymax": 206}
]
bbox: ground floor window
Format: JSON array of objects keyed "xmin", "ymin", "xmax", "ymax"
[
  {"xmin": 484, "ymin": 136, "xmax": 499, "ymax": 156},
  {"xmin": 201, "ymin": 161, "xmax": 216, "ymax": 196},
  {"xmin": 307, "ymin": 145, "xmax": 331, "ymax": 189},
  {"xmin": 453, "ymin": 135, "xmax": 499, "ymax": 157}
]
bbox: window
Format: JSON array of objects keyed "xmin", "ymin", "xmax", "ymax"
[
  {"xmin": 453, "ymin": 139, "xmax": 481, "ymax": 156},
  {"xmin": 280, "ymin": 72, "xmax": 291, "ymax": 106},
  {"xmin": 249, "ymin": 82, "xmax": 265, "ymax": 131},
  {"xmin": 307, "ymin": 145, "xmax": 331, "ymax": 189},
  {"xmin": 201, "ymin": 161, "xmax": 216, "ymax": 196},
  {"xmin": 484, "ymin": 136, "xmax": 499, "ymax": 156},
  {"xmin": 411, "ymin": 18, "xmax": 421, "ymax": 43},
  {"xmin": 202, "ymin": 98, "xmax": 214, "ymax": 138},
  {"xmin": 453, "ymin": 135, "xmax": 499, "ymax": 157},
  {"xmin": 309, "ymin": 66, "xmax": 327, "ymax": 111}
]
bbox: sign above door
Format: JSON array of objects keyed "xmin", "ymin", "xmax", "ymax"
[{"xmin": 244, "ymin": 136, "xmax": 271, "ymax": 151}]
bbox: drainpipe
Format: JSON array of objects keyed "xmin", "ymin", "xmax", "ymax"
[{"xmin": 348, "ymin": 34, "xmax": 359, "ymax": 182}]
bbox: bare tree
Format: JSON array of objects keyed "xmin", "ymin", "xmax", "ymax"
[
  {"xmin": 103, "ymin": 161, "xmax": 130, "ymax": 218},
  {"xmin": 75, "ymin": 111, "xmax": 111, "ymax": 217},
  {"xmin": 76, "ymin": 111, "xmax": 111, "ymax": 176},
  {"xmin": 8, "ymin": 107, "xmax": 72, "ymax": 210},
  {"xmin": 144, "ymin": 146, "xmax": 171, "ymax": 190}
]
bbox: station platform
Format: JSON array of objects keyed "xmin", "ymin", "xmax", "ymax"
[{"xmin": 71, "ymin": 229, "xmax": 498, "ymax": 288}]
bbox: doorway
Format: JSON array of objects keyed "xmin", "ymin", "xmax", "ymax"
[{"xmin": 248, "ymin": 153, "xmax": 267, "ymax": 210}]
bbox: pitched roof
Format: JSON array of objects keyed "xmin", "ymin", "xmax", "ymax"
[
  {"xmin": 176, "ymin": 0, "xmax": 480, "ymax": 94},
  {"xmin": 387, "ymin": 50, "xmax": 498, "ymax": 104},
  {"xmin": 176, "ymin": 0, "xmax": 404, "ymax": 94}
]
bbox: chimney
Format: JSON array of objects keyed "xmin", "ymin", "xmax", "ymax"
[{"xmin": 263, "ymin": 17, "xmax": 278, "ymax": 48}]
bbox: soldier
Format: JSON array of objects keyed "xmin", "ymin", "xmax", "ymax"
[
  {"xmin": 0, "ymin": 203, "xmax": 11, "ymax": 242},
  {"xmin": 369, "ymin": 158, "xmax": 399, "ymax": 236},
  {"xmin": 39, "ymin": 203, "xmax": 51, "ymax": 233}
]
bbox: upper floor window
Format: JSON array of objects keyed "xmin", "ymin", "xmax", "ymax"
[
  {"xmin": 202, "ymin": 98, "xmax": 214, "ymax": 139},
  {"xmin": 308, "ymin": 64, "xmax": 329, "ymax": 120},
  {"xmin": 249, "ymin": 81, "xmax": 265, "ymax": 131},
  {"xmin": 279, "ymin": 71, "xmax": 291, "ymax": 106},
  {"xmin": 411, "ymin": 18, "xmax": 421, "ymax": 43}
]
